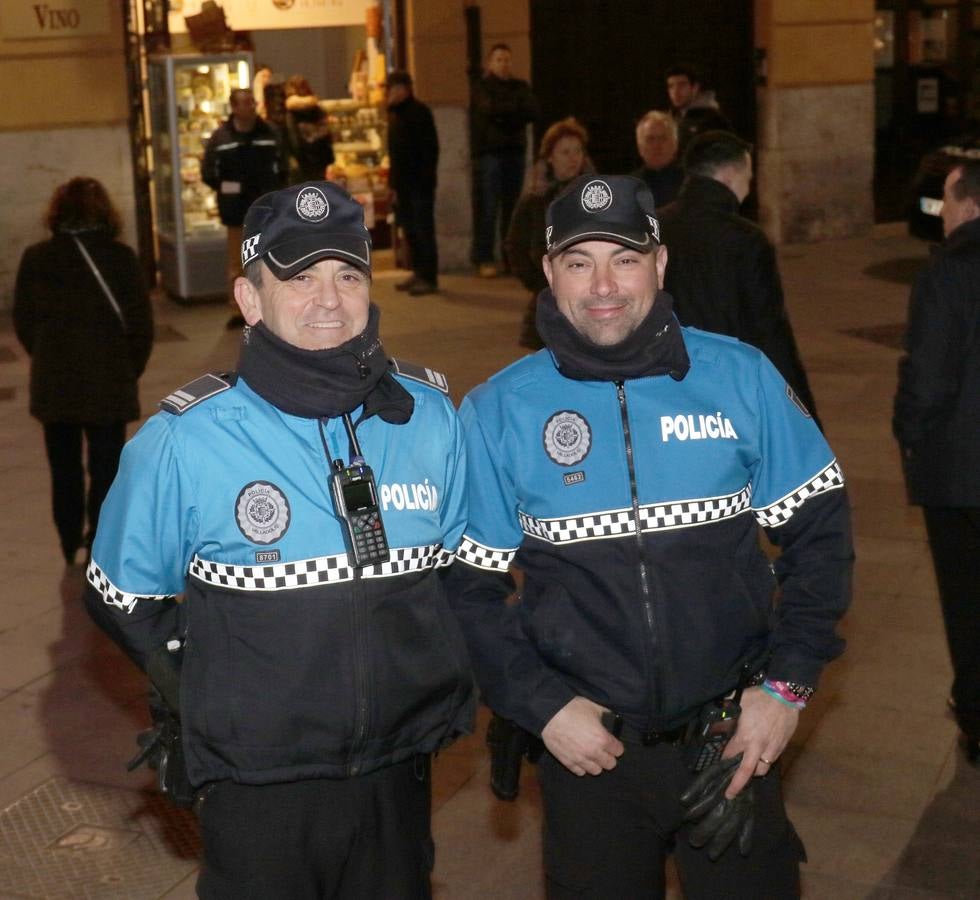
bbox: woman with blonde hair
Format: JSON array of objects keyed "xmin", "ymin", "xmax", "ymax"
[
  {"xmin": 14, "ymin": 177, "xmax": 153, "ymax": 571},
  {"xmin": 505, "ymin": 116, "xmax": 593, "ymax": 348}
]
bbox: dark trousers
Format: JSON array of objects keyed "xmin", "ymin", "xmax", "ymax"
[
  {"xmin": 923, "ymin": 507, "xmax": 980, "ymax": 737},
  {"xmin": 42, "ymin": 421, "xmax": 126, "ymax": 564},
  {"xmin": 537, "ymin": 742, "xmax": 804, "ymax": 900},
  {"xmin": 475, "ymin": 148, "xmax": 526, "ymax": 264},
  {"xmin": 396, "ymin": 181, "xmax": 438, "ymax": 285},
  {"xmin": 196, "ymin": 758, "xmax": 433, "ymax": 900}
]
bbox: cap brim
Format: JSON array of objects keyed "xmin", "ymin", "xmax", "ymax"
[
  {"xmin": 263, "ymin": 233, "xmax": 372, "ymax": 279},
  {"xmin": 547, "ymin": 227, "xmax": 655, "ymax": 258}
]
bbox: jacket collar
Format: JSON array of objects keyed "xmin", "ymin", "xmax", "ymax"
[
  {"xmin": 943, "ymin": 215, "xmax": 980, "ymax": 250},
  {"xmin": 677, "ymin": 174, "xmax": 740, "ymax": 213}
]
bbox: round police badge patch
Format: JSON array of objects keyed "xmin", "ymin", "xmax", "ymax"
[
  {"xmin": 296, "ymin": 186, "xmax": 330, "ymax": 222},
  {"xmin": 543, "ymin": 411, "xmax": 592, "ymax": 466},
  {"xmin": 581, "ymin": 180, "xmax": 613, "ymax": 213},
  {"xmin": 235, "ymin": 481, "xmax": 291, "ymax": 544}
]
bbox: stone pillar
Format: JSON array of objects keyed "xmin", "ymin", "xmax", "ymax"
[
  {"xmin": 756, "ymin": 0, "xmax": 875, "ymax": 243},
  {"xmin": 403, "ymin": 0, "xmax": 530, "ymax": 271}
]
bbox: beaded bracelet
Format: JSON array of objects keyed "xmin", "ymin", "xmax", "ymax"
[{"xmin": 762, "ymin": 679, "xmax": 812, "ymax": 710}]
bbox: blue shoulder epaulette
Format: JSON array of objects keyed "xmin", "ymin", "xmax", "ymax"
[
  {"xmin": 389, "ymin": 359, "xmax": 449, "ymax": 395},
  {"xmin": 160, "ymin": 373, "xmax": 236, "ymax": 415}
]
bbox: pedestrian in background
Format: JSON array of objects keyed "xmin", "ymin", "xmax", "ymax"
[
  {"xmin": 631, "ymin": 110, "xmax": 683, "ymax": 207},
  {"xmin": 14, "ymin": 177, "xmax": 154, "ymax": 574},
  {"xmin": 666, "ymin": 63, "xmax": 732, "ymax": 157},
  {"xmin": 894, "ymin": 159, "xmax": 980, "ymax": 767},
  {"xmin": 505, "ymin": 116, "xmax": 593, "ymax": 348},
  {"xmin": 283, "ymin": 75, "xmax": 335, "ymax": 185},
  {"xmin": 387, "ymin": 70, "xmax": 440, "ymax": 297},
  {"xmin": 470, "ymin": 42, "xmax": 538, "ymax": 278},
  {"xmin": 658, "ymin": 130, "xmax": 820, "ymax": 425},
  {"xmin": 202, "ymin": 87, "xmax": 283, "ymax": 328}
]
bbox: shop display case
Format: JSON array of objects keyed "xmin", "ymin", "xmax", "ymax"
[
  {"xmin": 322, "ymin": 99, "xmax": 388, "ymax": 235},
  {"xmin": 148, "ymin": 53, "xmax": 252, "ymax": 300}
]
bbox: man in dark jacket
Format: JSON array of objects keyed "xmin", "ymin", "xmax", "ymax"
[
  {"xmin": 630, "ymin": 110, "xmax": 683, "ymax": 207},
  {"xmin": 202, "ymin": 88, "xmax": 283, "ymax": 325},
  {"xmin": 386, "ymin": 70, "xmax": 440, "ymax": 296},
  {"xmin": 658, "ymin": 130, "xmax": 820, "ymax": 425},
  {"xmin": 666, "ymin": 64, "xmax": 733, "ymax": 157},
  {"xmin": 894, "ymin": 160, "xmax": 980, "ymax": 767},
  {"xmin": 470, "ymin": 43, "xmax": 538, "ymax": 277}
]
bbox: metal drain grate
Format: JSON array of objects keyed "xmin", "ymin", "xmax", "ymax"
[{"xmin": 0, "ymin": 777, "xmax": 199, "ymax": 899}]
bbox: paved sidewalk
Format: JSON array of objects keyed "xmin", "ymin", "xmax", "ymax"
[{"xmin": 0, "ymin": 227, "xmax": 976, "ymax": 898}]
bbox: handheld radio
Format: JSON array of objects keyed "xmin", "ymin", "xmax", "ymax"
[
  {"xmin": 327, "ymin": 413, "xmax": 390, "ymax": 568},
  {"xmin": 684, "ymin": 696, "xmax": 741, "ymax": 772},
  {"xmin": 684, "ymin": 666, "xmax": 754, "ymax": 772},
  {"xmin": 330, "ymin": 459, "xmax": 389, "ymax": 567}
]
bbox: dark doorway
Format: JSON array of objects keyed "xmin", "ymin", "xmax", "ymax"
[
  {"xmin": 874, "ymin": 0, "xmax": 980, "ymax": 222},
  {"xmin": 529, "ymin": 0, "xmax": 756, "ymax": 174}
]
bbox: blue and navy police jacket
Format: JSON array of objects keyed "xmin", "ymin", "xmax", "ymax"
[
  {"xmin": 449, "ymin": 327, "xmax": 853, "ymax": 736},
  {"xmin": 86, "ymin": 369, "xmax": 474, "ymax": 787}
]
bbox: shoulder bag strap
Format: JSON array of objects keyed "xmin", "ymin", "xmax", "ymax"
[{"xmin": 72, "ymin": 235, "xmax": 126, "ymax": 329}]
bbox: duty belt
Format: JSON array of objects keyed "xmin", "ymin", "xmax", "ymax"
[{"xmin": 601, "ymin": 712, "xmax": 690, "ymax": 746}]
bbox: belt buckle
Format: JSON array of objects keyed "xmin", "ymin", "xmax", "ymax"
[{"xmin": 641, "ymin": 728, "xmax": 672, "ymax": 746}]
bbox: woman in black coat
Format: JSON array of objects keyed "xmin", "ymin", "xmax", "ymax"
[{"xmin": 14, "ymin": 177, "xmax": 154, "ymax": 567}]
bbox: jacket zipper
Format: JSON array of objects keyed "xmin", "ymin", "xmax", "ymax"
[
  {"xmin": 317, "ymin": 417, "xmax": 370, "ymax": 777},
  {"xmin": 614, "ymin": 381, "xmax": 664, "ymax": 726}
]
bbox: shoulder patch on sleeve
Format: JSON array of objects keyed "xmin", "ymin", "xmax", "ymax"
[
  {"xmin": 389, "ymin": 358, "xmax": 449, "ymax": 394},
  {"xmin": 160, "ymin": 372, "xmax": 236, "ymax": 415}
]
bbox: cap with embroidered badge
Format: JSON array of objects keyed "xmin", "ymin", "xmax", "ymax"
[
  {"xmin": 240, "ymin": 181, "xmax": 372, "ymax": 280},
  {"xmin": 545, "ymin": 174, "xmax": 661, "ymax": 257}
]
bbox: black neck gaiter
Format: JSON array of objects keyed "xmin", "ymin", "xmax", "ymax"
[
  {"xmin": 535, "ymin": 289, "xmax": 690, "ymax": 382},
  {"xmin": 237, "ymin": 304, "xmax": 411, "ymax": 420}
]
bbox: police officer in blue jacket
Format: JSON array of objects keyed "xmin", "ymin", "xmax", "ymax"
[
  {"xmin": 85, "ymin": 181, "xmax": 474, "ymax": 899},
  {"xmin": 448, "ymin": 175, "xmax": 853, "ymax": 898}
]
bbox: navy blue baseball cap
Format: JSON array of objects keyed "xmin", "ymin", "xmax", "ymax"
[
  {"xmin": 545, "ymin": 174, "xmax": 661, "ymax": 257},
  {"xmin": 240, "ymin": 181, "xmax": 372, "ymax": 279}
]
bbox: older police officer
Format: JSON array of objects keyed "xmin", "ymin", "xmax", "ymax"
[
  {"xmin": 449, "ymin": 175, "xmax": 853, "ymax": 898},
  {"xmin": 85, "ymin": 181, "xmax": 474, "ymax": 899}
]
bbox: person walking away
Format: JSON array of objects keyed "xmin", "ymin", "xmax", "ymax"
[
  {"xmin": 894, "ymin": 160, "xmax": 980, "ymax": 767},
  {"xmin": 202, "ymin": 87, "xmax": 283, "ymax": 328},
  {"xmin": 658, "ymin": 130, "xmax": 820, "ymax": 426},
  {"xmin": 505, "ymin": 116, "xmax": 592, "ymax": 348},
  {"xmin": 448, "ymin": 174, "xmax": 853, "ymax": 898},
  {"xmin": 470, "ymin": 43, "xmax": 538, "ymax": 277},
  {"xmin": 14, "ymin": 177, "xmax": 153, "ymax": 583},
  {"xmin": 387, "ymin": 70, "xmax": 440, "ymax": 297}
]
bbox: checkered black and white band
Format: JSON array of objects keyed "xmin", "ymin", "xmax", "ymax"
[
  {"xmin": 456, "ymin": 536, "xmax": 517, "ymax": 572},
  {"xmin": 752, "ymin": 460, "xmax": 845, "ymax": 528},
  {"xmin": 189, "ymin": 543, "xmax": 453, "ymax": 591},
  {"xmin": 87, "ymin": 561, "xmax": 173, "ymax": 614},
  {"xmin": 519, "ymin": 486, "xmax": 753, "ymax": 546}
]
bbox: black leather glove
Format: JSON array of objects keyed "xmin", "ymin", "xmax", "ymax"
[
  {"xmin": 127, "ymin": 641, "xmax": 195, "ymax": 808},
  {"xmin": 679, "ymin": 753, "xmax": 754, "ymax": 861}
]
